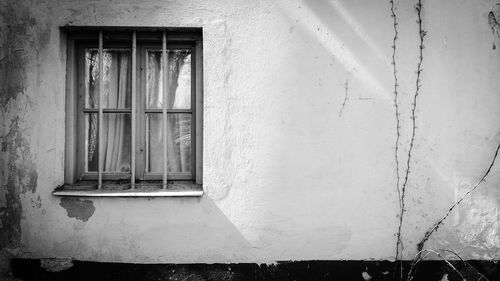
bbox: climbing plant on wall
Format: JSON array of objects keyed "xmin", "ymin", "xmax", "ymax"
[{"xmin": 390, "ymin": 1, "xmax": 500, "ymax": 280}]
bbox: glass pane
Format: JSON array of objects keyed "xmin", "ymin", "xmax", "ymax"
[
  {"xmin": 102, "ymin": 113, "xmax": 131, "ymax": 172},
  {"xmin": 146, "ymin": 50, "xmax": 191, "ymax": 109},
  {"xmin": 146, "ymin": 114, "xmax": 162, "ymax": 173},
  {"xmin": 84, "ymin": 51, "xmax": 99, "ymax": 109},
  {"xmin": 146, "ymin": 113, "xmax": 192, "ymax": 174},
  {"xmin": 169, "ymin": 50, "xmax": 192, "ymax": 109},
  {"xmin": 85, "ymin": 49, "xmax": 132, "ymax": 109},
  {"xmin": 168, "ymin": 114, "xmax": 192, "ymax": 173},
  {"xmin": 85, "ymin": 113, "xmax": 131, "ymax": 172},
  {"xmin": 85, "ymin": 113, "xmax": 98, "ymax": 172},
  {"xmin": 146, "ymin": 52, "xmax": 162, "ymax": 110}
]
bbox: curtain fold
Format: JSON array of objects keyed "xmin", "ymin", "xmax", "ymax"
[
  {"xmin": 86, "ymin": 50, "xmax": 131, "ymax": 173},
  {"xmin": 86, "ymin": 51, "xmax": 99, "ymax": 171},
  {"xmin": 147, "ymin": 52, "xmax": 163, "ymax": 172},
  {"xmin": 148, "ymin": 50, "xmax": 191, "ymax": 174},
  {"xmin": 103, "ymin": 51, "xmax": 131, "ymax": 172}
]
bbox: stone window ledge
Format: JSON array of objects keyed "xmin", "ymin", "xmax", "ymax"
[{"xmin": 53, "ymin": 182, "xmax": 203, "ymax": 197}]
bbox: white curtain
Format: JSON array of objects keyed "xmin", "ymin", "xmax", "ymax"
[
  {"xmin": 86, "ymin": 50, "xmax": 99, "ymax": 172},
  {"xmin": 86, "ymin": 49, "xmax": 190, "ymax": 174},
  {"xmin": 102, "ymin": 51, "xmax": 131, "ymax": 172},
  {"xmin": 86, "ymin": 50, "xmax": 131, "ymax": 173},
  {"xmin": 147, "ymin": 50, "xmax": 192, "ymax": 174}
]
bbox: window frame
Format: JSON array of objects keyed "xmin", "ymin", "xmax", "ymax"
[{"xmin": 60, "ymin": 27, "xmax": 203, "ymax": 196}]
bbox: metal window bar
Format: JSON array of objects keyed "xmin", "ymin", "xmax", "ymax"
[
  {"xmin": 162, "ymin": 31, "xmax": 168, "ymax": 188},
  {"xmin": 97, "ymin": 30, "xmax": 104, "ymax": 189},
  {"xmin": 131, "ymin": 31, "xmax": 137, "ymax": 189}
]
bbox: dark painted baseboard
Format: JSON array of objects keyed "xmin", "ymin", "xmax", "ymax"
[{"xmin": 10, "ymin": 259, "xmax": 500, "ymax": 281}]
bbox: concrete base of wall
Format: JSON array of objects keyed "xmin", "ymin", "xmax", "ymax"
[{"xmin": 9, "ymin": 259, "xmax": 499, "ymax": 281}]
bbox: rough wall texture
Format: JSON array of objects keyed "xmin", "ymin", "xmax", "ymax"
[
  {"xmin": 0, "ymin": 0, "xmax": 499, "ymax": 274},
  {"xmin": 0, "ymin": 0, "xmax": 50, "ymax": 274}
]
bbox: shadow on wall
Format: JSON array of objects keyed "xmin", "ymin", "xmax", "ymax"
[
  {"xmin": 43, "ymin": 195, "xmax": 256, "ymax": 263},
  {"xmin": 214, "ymin": 0, "xmax": 398, "ymax": 260}
]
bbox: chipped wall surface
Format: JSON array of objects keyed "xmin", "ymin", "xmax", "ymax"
[{"xmin": 0, "ymin": 0, "xmax": 499, "ymax": 266}]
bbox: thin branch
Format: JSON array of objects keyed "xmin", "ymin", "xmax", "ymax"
[
  {"xmin": 339, "ymin": 79, "xmax": 349, "ymax": 117},
  {"xmin": 416, "ymin": 143, "xmax": 500, "ymax": 252},
  {"xmin": 406, "ymin": 249, "xmax": 465, "ymax": 281},
  {"xmin": 438, "ymin": 249, "xmax": 490, "ymax": 281}
]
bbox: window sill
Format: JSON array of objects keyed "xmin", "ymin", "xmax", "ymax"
[{"xmin": 53, "ymin": 182, "xmax": 203, "ymax": 197}]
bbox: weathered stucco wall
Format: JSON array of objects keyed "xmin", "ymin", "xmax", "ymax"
[{"xmin": 1, "ymin": 0, "xmax": 499, "ymax": 268}]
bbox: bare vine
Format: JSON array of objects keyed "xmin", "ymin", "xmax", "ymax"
[
  {"xmin": 387, "ymin": 1, "xmax": 498, "ymax": 280},
  {"xmin": 389, "ymin": 0, "xmax": 402, "ymax": 210},
  {"xmin": 405, "ymin": 143, "xmax": 499, "ymax": 280},
  {"xmin": 406, "ymin": 249, "xmax": 491, "ymax": 281},
  {"xmin": 407, "ymin": 249, "xmax": 465, "ymax": 281},
  {"xmin": 389, "ymin": 0, "xmax": 404, "ymax": 278},
  {"xmin": 394, "ymin": 1, "xmax": 426, "ymax": 279}
]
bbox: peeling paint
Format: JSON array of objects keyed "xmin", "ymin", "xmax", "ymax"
[
  {"xmin": 0, "ymin": 2, "xmax": 53, "ymax": 276},
  {"xmin": 0, "ymin": 17, "xmax": 28, "ymax": 107},
  {"xmin": 0, "ymin": 0, "xmax": 51, "ymax": 109},
  {"xmin": 0, "ymin": 111, "xmax": 37, "ymax": 279},
  {"xmin": 0, "ymin": 0, "xmax": 53, "ymax": 261},
  {"xmin": 0, "ymin": 116, "xmax": 37, "ymax": 249},
  {"xmin": 59, "ymin": 198, "xmax": 95, "ymax": 222}
]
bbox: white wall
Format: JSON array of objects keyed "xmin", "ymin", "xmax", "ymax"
[{"xmin": 1, "ymin": 0, "xmax": 499, "ymax": 263}]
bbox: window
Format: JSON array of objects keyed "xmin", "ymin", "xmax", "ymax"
[{"xmin": 56, "ymin": 28, "xmax": 203, "ymax": 197}]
